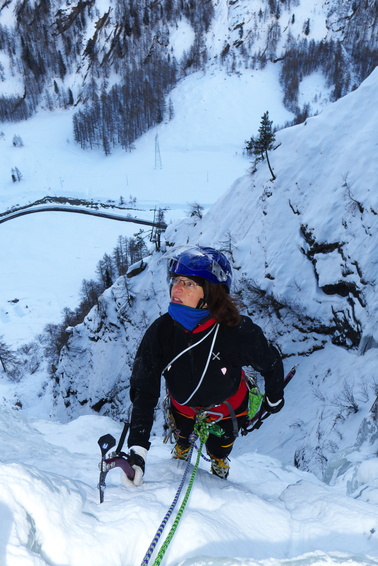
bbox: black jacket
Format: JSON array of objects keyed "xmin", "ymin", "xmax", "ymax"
[{"xmin": 128, "ymin": 313, "xmax": 284, "ymax": 449}]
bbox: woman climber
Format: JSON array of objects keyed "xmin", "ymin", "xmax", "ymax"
[{"xmin": 122, "ymin": 245, "xmax": 285, "ymax": 485}]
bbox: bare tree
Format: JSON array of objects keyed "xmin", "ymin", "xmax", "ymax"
[
  {"xmin": 187, "ymin": 202, "xmax": 204, "ymax": 220},
  {"xmin": 0, "ymin": 336, "xmax": 21, "ymax": 380}
]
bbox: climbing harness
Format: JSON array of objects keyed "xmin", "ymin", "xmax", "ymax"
[{"xmin": 163, "ymin": 371, "xmax": 261, "ymax": 446}]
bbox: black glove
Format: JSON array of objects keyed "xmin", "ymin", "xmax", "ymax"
[{"xmin": 262, "ymin": 395, "xmax": 284, "ymax": 414}]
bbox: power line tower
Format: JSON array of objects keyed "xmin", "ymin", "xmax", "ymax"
[{"xmin": 155, "ymin": 134, "xmax": 162, "ymax": 170}]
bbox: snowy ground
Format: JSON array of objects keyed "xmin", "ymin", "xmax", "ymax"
[{"xmin": 1, "ymin": 406, "xmax": 378, "ymax": 566}]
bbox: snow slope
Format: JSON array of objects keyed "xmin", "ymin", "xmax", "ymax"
[
  {"xmin": 173, "ymin": 66, "xmax": 378, "ymax": 342},
  {"xmin": 0, "ymin": 66, "xmax": 293, "ymax": 347},
  {"xmin": 1, "ymin": 407, "xmax": 378, "ymax": 566}
]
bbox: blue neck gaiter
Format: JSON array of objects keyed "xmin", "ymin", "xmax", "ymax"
[{"xmin": 168, "ymin": 302, "xmax": 211, "ymax": 331}]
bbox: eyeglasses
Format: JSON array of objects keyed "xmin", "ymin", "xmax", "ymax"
[{"xmin": 169, "ymin": 277, "xmax": 200, "ymax": 289}]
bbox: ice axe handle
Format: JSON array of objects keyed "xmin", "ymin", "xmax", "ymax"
[{"xmin": 104, "ymin": 455, "xmax": 136, "ymax": 481}]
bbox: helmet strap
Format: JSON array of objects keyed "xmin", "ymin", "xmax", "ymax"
[{"xmin": 196, "ymin": 280, "xmax": 209, "ymax": 309}]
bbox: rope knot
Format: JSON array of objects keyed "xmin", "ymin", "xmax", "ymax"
[{"xmin": 192, "ymin": 411, "xmax": 224, "ymax": 445}]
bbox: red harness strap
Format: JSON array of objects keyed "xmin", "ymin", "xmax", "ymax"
[{"xmin": 170, "ymin": 374, "xmax": 248, "ymax": 420}]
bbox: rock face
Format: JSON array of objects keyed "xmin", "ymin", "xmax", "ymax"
[{"xmin": 54, "ymin": 256, "xmax": 168, "ymax": 422}]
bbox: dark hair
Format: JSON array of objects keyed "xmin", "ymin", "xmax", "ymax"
[{"xmin": 206, "ymin": 283, "xmax": 241, "ymax": 327}]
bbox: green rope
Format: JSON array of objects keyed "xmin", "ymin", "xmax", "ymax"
[
  {"xmin": 152, "ymin": 414, "xmax": 219, "ymax": 566},
  {"xmin": 194, "ymin": 412, "xmax": 224, "ymax": 440},
  {"xmin": 152, "ymin": 438, "xmax": 204, "ymax": 566}
]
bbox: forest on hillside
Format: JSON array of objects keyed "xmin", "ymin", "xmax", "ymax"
[{"xmin": 0, "ymin": 0, "xmax": 377, "ymax": 152}]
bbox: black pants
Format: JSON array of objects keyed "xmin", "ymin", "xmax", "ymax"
[{"xmin": 171, "ymin": 399, "xmax": 248, "ymax": 460}]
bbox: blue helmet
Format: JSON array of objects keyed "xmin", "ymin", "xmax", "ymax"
[{"xmin": 162, "ymin": 245, "xmax": 232, "ymax": 292}]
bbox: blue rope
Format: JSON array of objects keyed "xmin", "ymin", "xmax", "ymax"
[
  {"xmin": 140, "ymin": 414, "xmax": 223, "ymax": 565},
  {"xmin": 188, "ymin": 433, "xmax": 212, "ymax": 462},
  {"xmin": 152, "ymin": 440, "xmax": 204, "ymax": 566},
  {"xmin": 140, "ymin": 444, "xmax": 195, "ymax": 566}
]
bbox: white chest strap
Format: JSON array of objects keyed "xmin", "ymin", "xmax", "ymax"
[{"xmin": 163, "ymin": 323, "xmax": 220, "ymax": 406}]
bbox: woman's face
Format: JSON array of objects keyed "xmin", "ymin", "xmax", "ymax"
[{"xmin": 170, "ymin": 276, "xmax": 205, "ymax": 308}]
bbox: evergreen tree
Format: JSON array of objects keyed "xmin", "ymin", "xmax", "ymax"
[
  {"xmin": 96, "ymin": 253, "xmax": 116, "ymax": 288},
  {"xmin": 245, "ymin": 111, "xmax": 277, "ymax": 180}
]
